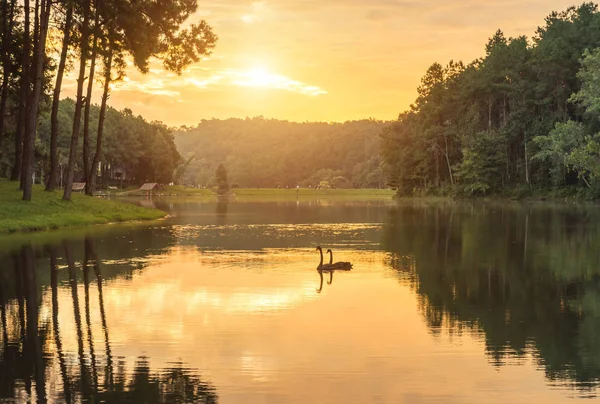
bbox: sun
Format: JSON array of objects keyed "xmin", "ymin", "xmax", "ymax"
[
  {"xmin": 227, "ymin": 66, "xmax": 327, "ymax": 96},
  {"xmin": 235, "ymin": 67, "xmax": 285, "ymax": 88}
]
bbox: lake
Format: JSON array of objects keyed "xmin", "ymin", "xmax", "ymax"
[{"xmin": 1, "ymin": 198, "xmax": 600, "ymax": 403}]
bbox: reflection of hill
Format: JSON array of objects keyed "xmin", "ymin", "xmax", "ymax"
[
  {"xmin": 162, "ymin": 200, "xmax": 391, "ymax": 251},
  {"xmin": 382, "ymin": 203, "xmax": 600, "ymax": 392},
  {"xmin": 0, "ymin": 240, "xmax": 218, "ymax": 403}
]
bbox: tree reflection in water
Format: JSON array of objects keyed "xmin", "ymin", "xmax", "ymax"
[
  {"xmin": 383, "ymin": 203, "xmax": 600, "ymax": 396},
  {"xmin": 0, "ymin": 238, "xmax": 218, "ymax": 403}
]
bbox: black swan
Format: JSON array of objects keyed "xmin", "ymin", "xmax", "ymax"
[
  {"xmin": 316, "ymin": 246, "xmax": 334, "ymax": 271},
  {"xmin": 326, "ymin": 249, "xmax": 353, "ymax": 271}
]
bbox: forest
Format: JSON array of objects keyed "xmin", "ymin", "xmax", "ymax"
[
  {"xmin": 0, "ymin": 0, "xmax": 216, "ymax": 200},
  {"xmin": 175, "ymin": 118, "xmax": 390, "ymax": 189},
  {"xmin": 381, "ymin": 2, "xmax": 600, "ymax": 198},
  {"xmin": 35, "ymin": 99, "xmax": 181, "ymax": 187}
]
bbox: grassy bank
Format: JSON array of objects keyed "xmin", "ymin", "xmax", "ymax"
[
  {"xmin": 0, "ymin": 179, "xmax": 166, "ymax": 234},
  {"xmin": 232, "ymin": 188, "xmax": 395, "ymax": 198},
  {"xmin": 116, "ymin": 185, "xmax": 216, "ymax": 197},
  {"xmin": 114, "ymin": 186, "xmax": 395, "ymax": 199}
]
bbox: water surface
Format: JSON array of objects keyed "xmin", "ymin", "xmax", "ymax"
[{"xmin": 1, "ymin": 198, "xmax": 600, "ymax": 403}]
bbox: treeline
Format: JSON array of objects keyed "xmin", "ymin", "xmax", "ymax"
[
  {"xmin": 175, "ymin": 118, "xmax": 390, "ymax": 189},
  {"xmin": 34, "ymin": 98, "xmax": 181, "ymax": 187},
  {"xmin": 0, "ymin": 0, "xmax": 216, "ymax": 200},
  {"xmin": 382, "ymin": 2, "xmax": 600, "ymax": 198}
]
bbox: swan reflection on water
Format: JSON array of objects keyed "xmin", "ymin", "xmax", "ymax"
[{"xmin": 316, "ymin": 268, "xmax": 342, "ymax": 293}]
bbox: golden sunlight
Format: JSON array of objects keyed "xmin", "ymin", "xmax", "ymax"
[{"xmin": 230, "ymin": 67, "xmax": 328, "ymax": 96}]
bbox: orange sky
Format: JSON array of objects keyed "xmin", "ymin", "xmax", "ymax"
[{"xmin": 64, "ymin": 0, "xmax": 577, "ymax": 126}]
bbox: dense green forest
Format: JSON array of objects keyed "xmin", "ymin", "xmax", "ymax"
[
  {"xmin": 0, "ymin": 0, "xmax": 216, "ymax": 199},
  {"xmin": 33, "ymin": 98, "xmax": 181, "ymax": 187},
  {"xmin": 382, "ymin": 2, "xmax": 600, "ymax": 198},
  {"xmin": 174, "ymin": 118, "xmax": 389, "ymax": 188}
]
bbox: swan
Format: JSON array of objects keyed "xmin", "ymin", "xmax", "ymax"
[
  {"xmin": 326, "ymin": 249, "xmax": 353, "ymax": 271},
  {"xmin": 316, "ymin": 246, "xmax": 334, "ymax": 271}
]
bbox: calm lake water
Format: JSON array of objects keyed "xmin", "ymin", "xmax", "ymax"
[{"xmin": 2, "ymin": 198, "xmax": 600, "ymax": 403}]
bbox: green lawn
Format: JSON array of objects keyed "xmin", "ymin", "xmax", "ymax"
[
  {"xmin": 0, "ymin": 179, "xmax": 166, "ymax": 234},
  {"xmin": 162, "ymin": 185, "xmax": 216, "ymax": 196},
  {"xmin": 113, "ymin": 186, "xmax": 394, "ymax": 199},
  {"xmin": 116, "ymin": 185, "xmax": 216, "ymax": 197},
  {"xmin": 233, "ymin": 188, "xmax": 395, "ymax": 198}
]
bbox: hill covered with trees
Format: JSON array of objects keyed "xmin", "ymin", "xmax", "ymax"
[
  {"xmin": 382, "ymin": 2, "xmax": 600, "ymax": 198},
  {"xmin": 174, "ymin": 118, "xmax": 390, "ymax": 189}
]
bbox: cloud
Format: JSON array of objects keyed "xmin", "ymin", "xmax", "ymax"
[
  {"xmin": 60, "ymin": 0, "xmax": 578, "ymax": 125},
  {"xmin": 108, "ymin": 65, "xmax": 327, "ymax": 99}
]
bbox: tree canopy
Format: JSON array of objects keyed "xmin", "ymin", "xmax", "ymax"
[
  {"xmin": 381, "ymin": 2, "xmax": 600, "ymax": 198},
  {"xmin": 0, "ymin": 0, "xmax": 216, "ymax": 199},
  {"xmin": 175, "ymin": 118, "xmax": 390, "ymax": 188}
]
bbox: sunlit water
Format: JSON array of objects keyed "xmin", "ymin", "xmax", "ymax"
[{"xmin": 2, "ymin": 198, "xmax": 600, "ymax": 403}]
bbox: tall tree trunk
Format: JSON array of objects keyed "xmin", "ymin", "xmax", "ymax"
[
  {"xmin": 443, "ymin": 135, "xmax": 454, "ymax": 186},
  {"xmin": 0, "ymin": 0, "xmax": 15, "ymax": 157},
  {"xmin": 20, "ymin": 0, "xmax": 38, "ymax": 191},
  {"xmin": 506, "ymin": 145, "xmax": 510, "ymax": 180},
  {"xmin": 488, "ymin": 98, "xmax": 492, "ymax": 130},
  {"xmin": 0, "ymin": 0, "xmax": 7, "ymax": 151},
  {"xmin": 0, "ymin": 74, "xmax": 8, "ymax": 155},
  {"xmin": 83, "ymin": 11, "xmax": 100, "ymax": 193},
  {"xmin": 524, "ymin": 131, "xmax": 530, "ymax": 186},
  {"xmin": 47, "ymin": 3, "xmax": 74, "ymax": 191},
  {"xmin": 11, "ymin": 0, "xmax": 31, "ymax": 182},
  {"xmin": 63, "ymin": 0, "xmax": 92, "ymax": 201},
  {"xmin": 23, "ymin": 0, "xmax": 51, "ymax": 201},
  {"xmin": 435, "ymin": 148, "xmax": 440, "ymax": 187},
  {"xmin": 88, "ymin": 39, "xmax": 113, "ymax": 196}
]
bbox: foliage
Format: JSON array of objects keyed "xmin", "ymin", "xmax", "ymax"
[
  {"xmin": 0, "ymin": 0, "xmax": 215, "ymax": 200},
  {"xmin": 215, "ymin": 163, "xmax": 229, "ymax": 195},
  {"xmin": 381, "ymin": 3, "xmax": 600, "ymax": 198},
  {"xmin": 34, "ymin": 99, "xmax": 182, "ymax": 186},
  {"xmin": 233, "ymin": 188, "xmax": 394, "ymax": 198},
  {"xmin": 455, "ymin": 130, "xmax": 507, "ymax": 195},
  {"xmin": 534, "ymin": 48, "xmax": 600, "ymax": 193},
  {"xmin": 175, "ymin": 118, "xmax": 389, "ymax": 189}
]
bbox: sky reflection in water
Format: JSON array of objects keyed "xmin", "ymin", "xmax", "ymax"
[{"xmin": 1, "ymin": 199, "xmax": 600, "ymax": 403}]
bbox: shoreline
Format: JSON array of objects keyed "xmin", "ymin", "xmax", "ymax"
[
  {"xmin": 119, "ymin": 186, "xmax": 396, "ymax": 198},
  {"xmin": 0, "ymin": 180, "xmax": 166, "ymax": 235}
]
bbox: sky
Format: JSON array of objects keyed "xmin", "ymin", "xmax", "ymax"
[{"xmin": 64, "ymin": 0, "xmax": 577, "ymax": 126}]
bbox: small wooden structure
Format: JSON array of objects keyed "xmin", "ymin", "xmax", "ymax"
[
  {"xmin": 72, "ymin": 182, "xmax": 86, "ymax": 192},
  {"xmin": 139, "ymin": 183, "xmax": 158, "ymax": 191},
  {"xmin": 116, "ymin": 182, "xmax": 164, "ymax": 196}
]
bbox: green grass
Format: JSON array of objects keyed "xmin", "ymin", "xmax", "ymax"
[
  {"xmin": 233, "ymin": 188, "xmax": 395, "ymax": 199},
  {"xmin": 161, "ymin": 185, "xmax": 216, "ymax": 196},
  {"xmin": 116, "ymin": 185, "xmax": 216, "ymax": 197},
  {"xmin": 112, "ymin": 186, "xmax": 394, "ymax": 199},
  {"xmin": 0, "ymin": 179, "xmax": 166, "ymax": 234}
]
